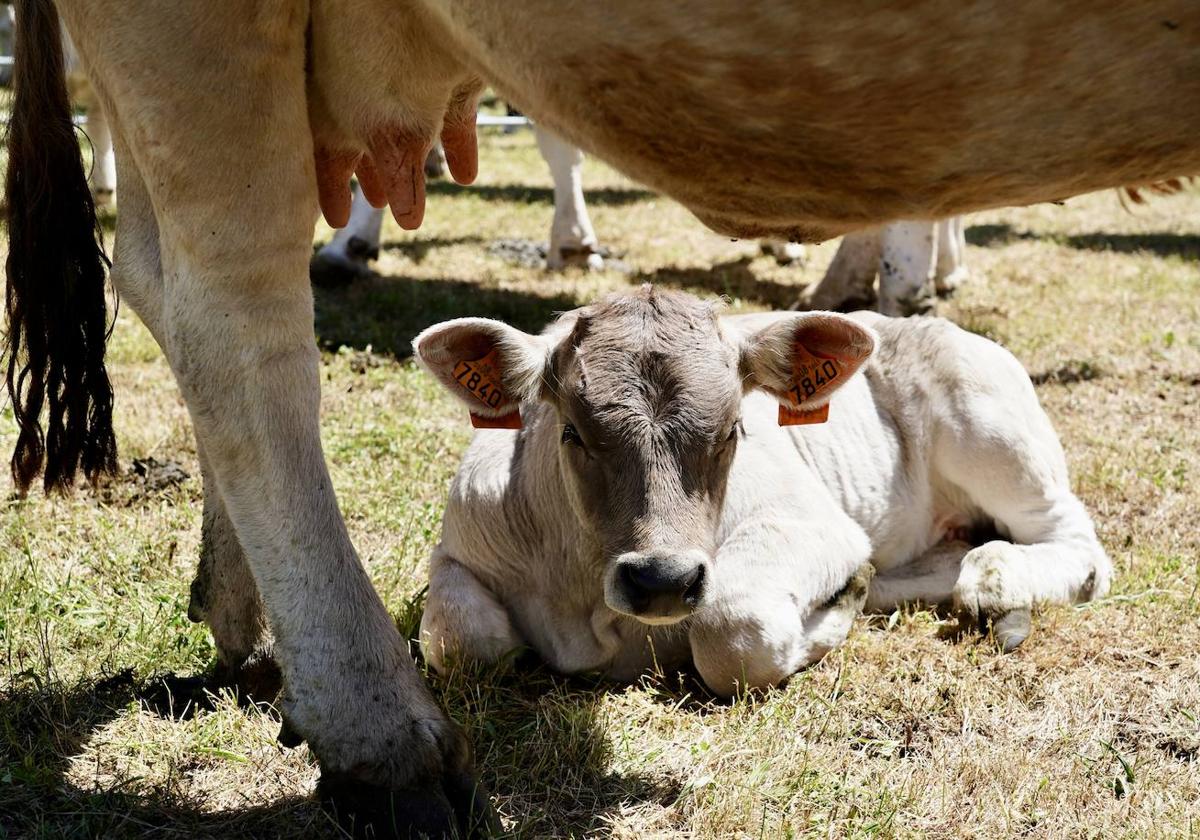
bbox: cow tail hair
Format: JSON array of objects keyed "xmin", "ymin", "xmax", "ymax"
[{"xmin": 4, "ymin": 0, "xmax": 117, "ymax": 494}]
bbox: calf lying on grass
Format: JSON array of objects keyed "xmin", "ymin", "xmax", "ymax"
[{"xmin": 414, "ymin": 288, "xmax": 1110, "ymax": 696}]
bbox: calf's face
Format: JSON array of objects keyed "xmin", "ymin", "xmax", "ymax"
[{"xmin": 416, "ymin": 289, "xmax": 873, "ymax": 625}]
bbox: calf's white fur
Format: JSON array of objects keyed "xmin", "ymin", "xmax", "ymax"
[{"xmin": 415, "ymin": 289, "xmax": 1110, "ymax": 696}]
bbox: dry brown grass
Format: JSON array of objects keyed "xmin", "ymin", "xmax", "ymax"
[{"xmin": 1, "ymin": 127, "xmax": 1197, "ymax": 838}]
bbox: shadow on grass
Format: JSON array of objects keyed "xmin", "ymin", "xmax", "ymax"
[
  {"xmin": 427, "ymin": 180, "xmax": 654, "ymax": 207},
  {"xmin": 967, "ymin": 223, "xmax": 1200, "ymax": 259},
  {"xmin": 436, "ymin": 663, "xmax": 684, "ymax": 837},
  {"xmin": 0, "ymin": 671, "xmax": 333, "ymax": 839},
  {"xmin": 314, "ymin": 273, "xmax": 581, "ymax": 358},
  {"xmin": 0, "ymin": 657, "xmax": 681, "ymax": 838},
  {"xmin": 379, "ymin": 234, "xmax": 485, "ymax": 264},
  {"xmin": 632, "ymin": 257, "xmax": 805, "ymax": 309}
]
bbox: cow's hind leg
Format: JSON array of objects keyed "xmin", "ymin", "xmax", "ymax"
[
  {"xmin": 536, "ymin": 126, "xmax": 604, "ymax": 270},
  {"xmin": 311, "ymin": 183, "xmax": 385, "ymax": 286},
  {"xmin": 934, "ymin": 216, "xmax": 969, "ymax": 295},
  {"xmin": 187, "ymin": 454, "xmax": 280, "ymax": 698}
]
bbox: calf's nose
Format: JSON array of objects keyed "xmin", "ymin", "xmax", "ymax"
[{"xmin": 612, "ymin": 552, "xmax": 708, "ymax": 623}]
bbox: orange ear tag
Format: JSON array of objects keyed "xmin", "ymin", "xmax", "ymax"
[
  {"xmin": 451, "ymin": 348, "xmax": 523, "ymax": 430},
  {"xmin": 778, "ymin": 343, "xmax": 842, "ymax": 427}
]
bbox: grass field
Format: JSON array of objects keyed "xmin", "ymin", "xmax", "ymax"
[{"xmin": 1, "ymin": 127, "xmax": 1198, "ymax": 839}]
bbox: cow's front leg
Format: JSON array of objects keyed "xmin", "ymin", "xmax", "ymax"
[
  {"xmin": 795, "ymin": 226, "xmax": 880, "ymax": 311},
  {"xmin": 688, "ymin": 515, "xmax": 872, "ymax": 697},
  {"xmin": 66, "ymin": 6, "xmax": 494, "ymax": 835}
]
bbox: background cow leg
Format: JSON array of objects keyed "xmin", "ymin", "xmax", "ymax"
[
  {"xmin": 81, "ymin": 97, "xmax": 117, "ymax": 208},
  {"xmin": 311, "ymin": 183, "xmax": 385, "ymax": 285},
  {"xmin": 796, "ymin": 226, "xmax": 880, "ymax": 311},
  {"xmin": 536, "ymin": 125, "xmax": 604, "ymax": 270},
  {"xmin": 934, "ymin": 216, "xmax": 969, "ymax": 294},
  {"xmin": 877, "ymin": 220, "xmax": 938, "ymax": 316}
]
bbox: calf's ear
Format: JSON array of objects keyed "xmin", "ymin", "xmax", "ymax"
[
  {"xmin": 413, "ymin": 318, "xmax": 549, "ymax": 429},
  {"xmin": 740, "ymin": 313, "xmax": 876, "ymax": 425}
]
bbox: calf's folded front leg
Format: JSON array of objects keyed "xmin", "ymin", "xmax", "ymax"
[
  {"xmin": 688, "ymin": 514, "xmax": 872, "ymax": 697},
  {"xmin": 421, "ymin": 551, "xmax": 524, "ymax": 673}
]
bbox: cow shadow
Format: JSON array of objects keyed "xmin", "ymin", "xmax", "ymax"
[
  {"xmin": 432, "ymin": 662, "xmax": 685, "ymax": 837},
  {"xmin": 632, "ymin": 257, "xmax": 808, "ymax": 310},
  {"xmin": 0, "ymin": 655, "xmax": 680, "ymax": 838},
  {"xmin": 313, "ymin": 273, "xmax": 580, "ymax": 359},
  {"xmin": 427, "ymin": 180, "xmax": 655, "ymax": 206},
  {"xmin": 380, "ymin": 234, "xmax": 485, "ymax": 264},
  {"xmin": 0, "ymin": 670, "xmax": 334, "ymax": 839},
  {"xmin": 967, "ymin": 223, "xmax": 1200, "ymax": 259}
]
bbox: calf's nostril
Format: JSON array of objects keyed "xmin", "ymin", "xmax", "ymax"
[
  {"xmin": 619, "ymin": 559, "xmax": 706, "ymax": 598},
  {"xmin": 682, "ymin": 564, "xmax": 706, "ymax": 606},
  {"xmin": 621, "ymin": 562, "xmax": 673, "ymax": 595}
]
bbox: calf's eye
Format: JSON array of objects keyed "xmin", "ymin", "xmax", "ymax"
[
  {"xmin": 561, "ymin": 423, "xmax": 583, "ymax": 446},
  {"xmin": 724, "ymin": 419, "xmax": 741, "ymax": 444}
]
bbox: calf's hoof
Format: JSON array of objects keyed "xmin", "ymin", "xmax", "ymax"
[
  {"xmin": 318, "ymin": 726, "xmax": 499, "ymax": 839},
  {"xmin": 987, "ymin": 607, "xmax": 1032, "ymax": 652},
  {"xmin": 953, "ymin": 541, "xmax": 1034, "ymax": 651}
]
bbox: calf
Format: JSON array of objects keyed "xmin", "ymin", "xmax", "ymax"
[{"xmin": 414, "ymin": 287, "xmax": 1110, "ymax": 696}]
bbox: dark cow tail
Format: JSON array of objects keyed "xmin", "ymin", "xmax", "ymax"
[{"xmin": 4, "ymin": 0, "xmax": 117, "ymax": 494}]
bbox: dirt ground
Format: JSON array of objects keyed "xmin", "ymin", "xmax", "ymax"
[{"xmin": 1, "ymin": 127, "xmax": 1197, "ymax": 838}]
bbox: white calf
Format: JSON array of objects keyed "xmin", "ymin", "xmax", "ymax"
[{"xmin": 415, "ymin": 288, "xmax": 1110, "ymax": 697}]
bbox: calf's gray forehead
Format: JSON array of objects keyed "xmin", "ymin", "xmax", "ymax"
[{"xmin": 548, "ymin": 289, "xmax": 743, "ymax": 443}]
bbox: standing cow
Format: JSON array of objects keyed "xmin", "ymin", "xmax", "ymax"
[
  {"xmin": 414, "ymin": 287, "xmax": 1110, "ymax": 694},
  {"xmin": 7, "ymin": 0, "xmax": 1198, "ymax": 836}
]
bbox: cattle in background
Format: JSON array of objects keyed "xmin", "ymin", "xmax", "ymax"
[
  {"xmin": 9, "ymin": 0, "xmax": 1197, "ymax": 835},
  {"xmin": 315, "ymin": 124, "xmax": 604, "ymax": 276},
  {"xmin": 800, "ymin": 218, "xmax": 969, "ymax": 315},
  {"xmin": 61, "ymin": 27, "xmax": 115, "ymax": 207},
  {"xmin": 415, "ymin": 288, "xmax": 1110, "ymax": 694}
]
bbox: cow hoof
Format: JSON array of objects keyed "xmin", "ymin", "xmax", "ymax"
[
  {"xmin": 318, "ymin": 727, "xmax": 499, "ymax": 839},
  {"xmin": 934, "ymin": 266, "xmax": 969, "ymax": 296},
  {"xmin": 989, "ymin": 606, "xmax": 1032, "ymax": 652},
  {"xmin": 823, "ymin": 562, "xmax": 874, "ymax": 612},
  {"xmin": 547, "ymin": 242, "xmax": 604, "ymax": 272},
  {"xmin": 92, "ymin": 188, "xmax": 116, "ymax": 210},
  {"xmin": 760, "ymin": 240, "xmax": 807, "ymax": 266},
  {"xmin": 878, "ymin": 292, "xmax": 937, "ymax": 318},
  {"xmin": 791, "ymin": 290, "xmax": 876, "ymax": 314},
  {"xmin": 310, "ymin": 250, "xmax": 372, "ymax": 288}
]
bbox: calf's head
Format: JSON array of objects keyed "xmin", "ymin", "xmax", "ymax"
[{"xmin": 415, "ymin": 289, "xmax": 874, "ymax": 624}]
